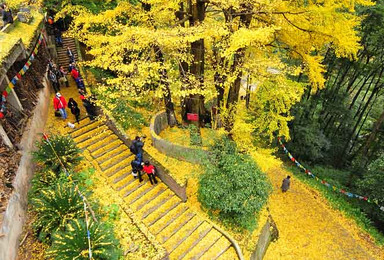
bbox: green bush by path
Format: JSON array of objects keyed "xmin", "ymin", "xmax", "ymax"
[
  {"xmin": 47, "ymin": 219, "xmax": 121, "ymax": 260},
  {"xmin": 30, "ymin": 181, "xmax": 86, "ymax": 242},
  {"xmin": 33, "ymin": 135, "xmax": 82, "ymax": 173},
  {"xmin": 198, "ymin": 137, "xmax": 271, "ymax": 231}
]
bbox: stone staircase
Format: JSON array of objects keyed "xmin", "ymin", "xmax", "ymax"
[
  {"xmin": 69, "ymin": 118, "xmax": 240, "ymax": 260},
  {"xmin": 56, "ymin": 37, "xmax": 78, "ymax": 72}
]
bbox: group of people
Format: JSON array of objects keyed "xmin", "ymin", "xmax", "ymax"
[
  {"xmin": 130, "ymin": 136, "xmax": 158, "ymax": 185},
  {"xmin": 0, "ymin": 3, "xmax": 13, "ymax": 29},
  {"xmin": 50, "ymin": 40, "xmax": 97, "ymax": 123}
]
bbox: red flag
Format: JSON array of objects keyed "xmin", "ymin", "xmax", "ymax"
[
  {"xmin": 16, "ymin": 73, "xmax": 22, "ymax": 79},
  {"xmin": 42, "ymin": 133, "xmax": 49, "ymax": 141},
  {"xmin": 363, "ymin": 197, "xmax": 368, "ymax": 201},
  {"xmin": 291, "ymin": 157, "xmax": 295, "ymax": 162},
  {"xmin": 341, "ymin": 189, "xmax": 346, "ymax": 194},
  {"xmin": 0, "ymin": 112, "xmax": 4, "ymax": 119},
  {"xmin": 2, "ymin": 91, "xmax": 8, "ymax": 97}
]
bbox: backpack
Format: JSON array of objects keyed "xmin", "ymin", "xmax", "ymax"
[{"xmin": 129, "ymin": 142, "xmax": 137, "ymax": 154}]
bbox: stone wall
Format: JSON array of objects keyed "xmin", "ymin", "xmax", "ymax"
[
  {"xmin": 251, "ymin": 216, "xmax": 279, "ymax": 260},
  {"xmin": 150, "ymin": 111, "xmax": 208, "ymax": 164},
  {"xmin": 0, "ymin": 78, "xmax": 50, "ymax": 260}
]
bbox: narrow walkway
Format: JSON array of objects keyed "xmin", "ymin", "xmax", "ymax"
[
  {"xmin": 254, "ymin": 157, "xmax": 384, "ymax": 260},
  {"xmin": 68, "ymin": 119, "xmax": 240, "ymax": 260}
]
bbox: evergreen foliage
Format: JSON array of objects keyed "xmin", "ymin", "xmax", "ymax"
[
  {"xmin": 33, "ymin": 135, "xmax": 82, "ymax": 172},
  {"xmin": 198, "ymin": 137, "xmax": 271, "ymax": 231},
  {"xmin": 30, "ymin": 181, "xmax": 85, "ymax": 242},
  {"xmin": 47, "ymin": 219, "xmax": 121, "ymax": 260}
]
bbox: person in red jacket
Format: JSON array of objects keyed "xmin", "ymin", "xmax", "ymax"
[
  {"xmin": 70, "ymin": 68, "xmax": 79, "ymax": 80},
  {"xmin": 53, "ymin": 92, "xmax": 67, "ymax": 119},
  {"xmin": 142, "ymin": 161, "xmax": 158, "ymax": 185}
]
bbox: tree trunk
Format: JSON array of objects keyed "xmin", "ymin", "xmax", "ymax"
[
  {"xmin": 226, "ymin": 12, "xmax": 252, "ymax": 108},
  {"xmin": 183, "ymin": 0, "xmax": 206, "ymax": 126},
  {"xmin": 154, "ymin": 47, "xmax": 178, "ymax": 127}
]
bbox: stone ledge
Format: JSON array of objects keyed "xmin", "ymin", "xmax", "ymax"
[{"xmin": 149, "ymin": 111, "xmax": 208, "ymax": 164}]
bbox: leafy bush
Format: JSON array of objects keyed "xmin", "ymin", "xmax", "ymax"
[
  {"xmin": 47, "ymin": 219, "xmax": 121, "ymax": 260},
  {"xmin": 198, "ymin": 137, "xmax": 271, "ymax": 231},
  {"xmin": 30, "ymin": 181, "xmax": 86, "ymax": 241},
  {"xmin": 112, "ymin": 101, "xmax": 147, "ymax": 130},
  {"xmin": 33, "ymin": 135, "xmax": 82, "ymax": 173}
]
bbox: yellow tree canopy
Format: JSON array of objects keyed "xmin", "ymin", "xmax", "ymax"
[{"xmin": 62, "ymin": 0, "xmax": 372, "ymax": 140}]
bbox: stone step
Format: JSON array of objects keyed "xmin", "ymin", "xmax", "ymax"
[
  {"xmin": 199, "ymin": 236, "xmax": 231, "ymax": 260},
  {"xmin": 216, "ymin": 246, "xmax": 238, "ymax": 260},
  {"xmin": 124, "ymin": 180, "xmax": 158, "ymax": 205},
  {"xmin": 87, "ymin": 135, "xmax": 119, "ymax": 153},
  {"xmin": 100, "ymin": 150, "xmax": 132, "ymax": 171},
  {"xmin": 182, "ymin": 229, "xmax": 222, "ymax": 260},
  {"xmin": 90, "ymin": 138, "xmax": 122, "ymax": 156},
  {"xmin": 163, "ymin": 216, "xmax": 203, "ymax": 251},
  {"xmin": 111, "ymin": 171, "xmax": 130, "ymax": 184},
  {"xmin": 121, "ymin": 177, "xmax": 150, "ymax": 198},
  {"xmin": 130, "ymin": 184, "xmax": 167, "ymax": 212},
  {"xmin": 149, "ymin": 204, "xmax": 189, "ymax": 235},
  {"xmin": 73, "ymin": 125, "xmax": 108, "ymax": 143},
  {"xmin": 143, "ymin": 196, "xmax": 181, "ymax": 226},
  {"xmin": 135, "ymin": 189, "xmax": 173, "ymax": 220},
  {"xmin": 77, "ymin": 130, "xmax": 113, "ymax": 149},
  {"xmin": 70, "ymin": 120, "xmax": 99, "ymax": 138},
  {"xmin": 169, "ymin": 222, "xmax": 212, "ymax": 259},
  {"xmin": 115, "ymin": 175, "xmax": 137, "ymax": 191},
  {"xmin": 104, "ymin": 158, "xmax": 131, "ymax": 178},
  {"xmin": 157, "ymin": 210, "xmax": 196, "ymax": 244},
  {"xmin": 95, "ymin": 145, "xmax": 128, "ymax": 164}
]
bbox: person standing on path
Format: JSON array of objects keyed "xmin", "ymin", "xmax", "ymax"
[
  {"xmin": 53, "ymin": 93, "xmax": 68, "ymax": 120},
  {"xmin": 131, "ymin": 156, "xmax": 143, "ymax": 182},
  {"xmin": 1, "ymin": 4, "xmax": 13, "ymax": 27},
  {"xmin": 49, "ymin": 70, "xmax": 60, "ymax": 92},
  {"xmin": 143, "ymin": 161, "xmax": 158, "ymax": 185},
  {"xmin": 58, "ymin": 66, "xmax": 69, "ymax": 87},
  {"xmin": 67, "ymin": 98, "xmax": 80, "ymax": 123},
  {"xmin": 131, "ymin": 136, "xmax": 144, "ymax": 163},
  {"xmin": 281, "ymin": 175, "xmax": 291, "ymax": 192}
]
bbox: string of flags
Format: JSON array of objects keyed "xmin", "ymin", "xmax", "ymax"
[
  {"xmin": 277, "ymin": 137, "xmax": 384, "ymax": 212},
  {"xmin": 0, "ymin": 33, "xmax": 45, "ymax": 119}
]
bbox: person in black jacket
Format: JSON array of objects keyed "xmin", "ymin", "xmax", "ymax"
[
  {"xmin": 131, "ymin": 156, "xmax": 143, "ymax": 182},
  {"xmin": 68, "ymin": 98, "xmax": 80, "ymax": 123},
  {"xmin": 1, "ymin": 4, "xmax": 13, "ymax": 27}
]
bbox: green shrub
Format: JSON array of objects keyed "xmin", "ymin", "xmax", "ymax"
[
  {"xmin": 30, "ymin": 181, "xmax": 86, "ymax": 242},
  {"xmin": 33, "ymin": 135, "xmax": 82, "ymax": 173},
  {"xmin": 198, "ymin": 137, "xmax": 271, "ymax": 231},
  {"xmin": 47, "ymin": 219, "xmax": 121, "ymax": 260},
  {"xmin": 111, "ymin": 100, "xmax": 147, "ymax": 130}
]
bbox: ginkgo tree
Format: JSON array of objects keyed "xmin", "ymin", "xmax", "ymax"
[{"xmin": 59, "ymin": 0, "xmax": 371, "ymax": 140}]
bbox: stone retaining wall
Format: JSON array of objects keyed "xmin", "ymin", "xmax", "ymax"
[
  {"xmin": 0, "ymin": 77, "xmax": 50, "ymax": 260},
  {"xmin": 150, "ymin": 111, "xmax": 208, "ymax": 164},
  {"xmin": 251, "ymin": 216, "xmax": 279, "ymax": 260}
]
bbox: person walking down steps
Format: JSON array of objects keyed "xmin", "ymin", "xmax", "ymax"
[
  {"xmin": 68, "ymin": 98, "xmax": 80, "ymax": 123},
  {"xmin": 53, "ymin": 92, "xmax": 67, "ymax": 120},
  {"xmin": 143, "ymin": 161, "xmax": 158, "ymax": 185}
]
